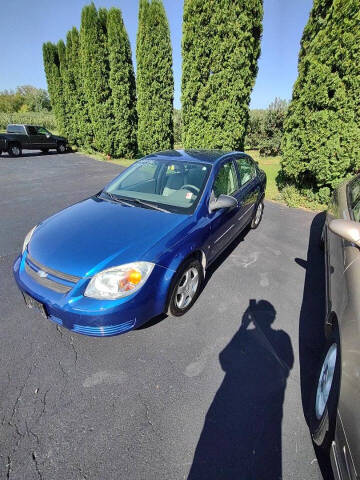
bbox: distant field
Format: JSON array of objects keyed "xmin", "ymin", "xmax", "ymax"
[{"xmin": 0, "ymin": 111, "xmax": 56, "ymax": 132}]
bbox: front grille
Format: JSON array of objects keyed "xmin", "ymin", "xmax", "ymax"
[
  {"xmin": 25, "ymin": 254, "xmax": 80, "ymax": 294},
  {"xmin": 27, "ymin": 254, "xmax": 81, "ymax": 283}
]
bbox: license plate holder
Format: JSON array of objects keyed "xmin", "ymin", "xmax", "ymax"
[{"xmin": 22, "ymin": 292, "xmax": 47, "ymax": 319}]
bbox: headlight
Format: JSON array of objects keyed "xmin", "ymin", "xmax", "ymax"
[
  {"xmin": 84, "ymin": 262, "xmax": 154, "ymax": 300},
  {"xmin": 22, "ymin": 226, "xmax": 37, "ymax": 253}
]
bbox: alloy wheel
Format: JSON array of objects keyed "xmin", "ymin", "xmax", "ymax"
[{"xmin": 175, "ymin": 267, "xmax": 199, "ymax": 310}]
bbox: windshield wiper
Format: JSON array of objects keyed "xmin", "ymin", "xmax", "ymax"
[
  {"xmin": 130, "ymin": 198, "xmax": 170, "ymax": 213},
  {"xmin": 101, "ymin": 191, "xmax": 135, "ymax": 208}
]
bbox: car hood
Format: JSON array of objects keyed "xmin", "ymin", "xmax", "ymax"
[
  {"xmin": 28, "ymin": 197, "xmax": 187, "ymax": 277},
  {"xmin": 52, "ymin": 135, "xmax": 66, "ymax": 142}
]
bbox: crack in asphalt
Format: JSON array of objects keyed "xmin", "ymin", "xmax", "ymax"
[{"xmin": 32, "ymin": 451, "xmax": 43, "ymax": 480}]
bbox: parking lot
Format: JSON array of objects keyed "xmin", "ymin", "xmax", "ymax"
[{"xmin": 0, "ymin": 152, "xmax": 330, "ymax": 479}]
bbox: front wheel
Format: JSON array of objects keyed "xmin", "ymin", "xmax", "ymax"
[
  {"xmin": 8, "ymin": 143, "xmax": 22, "ymax": 157},
  {"xmin": 251, "ymin": 200, "xmax": 264, "ymax": 229},
  {"xmin": 57, "ymin": 142, "xmax": 66, "ymax": 154},
  {"xmin": 310, "ymin": 331, "xmax": 340, "ymax": 450},
  {"xmin": 167, "ymin": 258, "xmax": 203, "ymax": 317}
]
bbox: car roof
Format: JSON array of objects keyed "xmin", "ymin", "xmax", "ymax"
[{"xmin": 143, "ymin": 149, "xmax": 246, "ymax": 165}]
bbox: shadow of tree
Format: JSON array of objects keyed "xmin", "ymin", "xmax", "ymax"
[{"xmin": 188, "ymin": 299, "xmax": 293, "ymax": 480}]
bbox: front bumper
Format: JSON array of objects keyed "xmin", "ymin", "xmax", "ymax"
[{"xmin": 13, "ymin": 253, "xmax": 172, "ymax": 337}]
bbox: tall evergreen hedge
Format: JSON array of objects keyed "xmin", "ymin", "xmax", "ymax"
[
  {"xmin": 281, "ymin": 0, "xmax": 360, "ymax": 192},
  {"xmin": 181, "ymin": 0, "xmax": 263, "ymax": 150},
  {"xmin": 136, "ymin": 0, "xmax": 174, "ymax": 155},
  {"xmin": 68, "ymin": 27, "xmax": 93, "ymax": 147},
  {"xmin": 80, "ymin": 3, "xmax": 114, "ymax": 154},
  {"xmin": 57, "ymin": 39, "xmax": 70, "ymax": 139},
  {"xmin": 42, "ymin": 42, "xmax": 67, "ymax": 135},
  {"xmin": 107, "ymin": 8, "xmax": 137, "ymax": 158}
]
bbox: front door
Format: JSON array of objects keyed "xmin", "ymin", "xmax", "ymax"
[
  {"xmin": 233, "ymin": 154, "xmax": 259, "ymax": 229},
  {"xmin": 207, "ymin": 159, "xmax": 240, "ymax": 262}
]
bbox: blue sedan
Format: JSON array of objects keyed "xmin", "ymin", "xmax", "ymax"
[{"xmin": 13, "ymin": 150, "xmax": 266, "ymax": 336}]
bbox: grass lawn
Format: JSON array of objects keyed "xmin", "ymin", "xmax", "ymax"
[{"xmin": 245, "ymin": 149, "xmax": 282, "ymax": 203}]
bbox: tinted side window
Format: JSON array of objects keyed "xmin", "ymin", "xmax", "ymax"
[
  {"xmin": 213, "ymin": 161, "xmax": 239, "ymax": 197},
  {"xmin": 236, "ymin": 156, "xmax": 256, "ymax": 187},
  {"xmin": 27, "ymin": 126, "xmax": 37, "ymax": 135}
]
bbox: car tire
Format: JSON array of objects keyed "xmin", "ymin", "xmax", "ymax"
[
  {"xmin": 167, "ymin": 258, "xmax": 204, "ymax": 317},
  {"xmin": 41, "ymin": 148, "xmax": 49, "ymax": 154},
  {"xmin": 57, "ymin": 142, "xmax": 66, "ymax": 154},
  {"xmin": 309, "ymin": 328, "xmax": 340, "ymax": 451},
  {"xmin": 8, "ymin": 143, "xmax": 22, "ymax": 158},
  {"xmin": 250, "ymin": 200, "xmax": 264, "ymax": 229}
]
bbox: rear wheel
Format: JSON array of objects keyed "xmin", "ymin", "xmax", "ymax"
[
  {"xmin": 57, "ymin": 142, "xmax": 66, "ymax": 154},
  {"xmin": 251, "ymin": 200, "xmax": 264, "ymax": 229},
  {"xmin": 310, "ymin": 329, "xmax": 340, "ymax": 450},
  {"xmin": 167, "ymin": 258, "xmax": 203, "ymax": 317},
  {"xmin": 8, "ymin": 143, "xmax": 22, "ymax": 157}
]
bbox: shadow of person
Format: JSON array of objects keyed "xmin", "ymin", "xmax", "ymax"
[{"xmin": 188, "ymin": 300, "xmax": 294, "ymax": 480}]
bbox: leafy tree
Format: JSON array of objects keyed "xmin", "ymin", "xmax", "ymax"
[
  {"xmin": 181, "ymin": 0, "xmax": 263, "ymax": 150},
  {"xmin": 281, "ymin": 0, "xmax": 360, "ymax": 192},
  {"xmin": 107, "ymin": 7, "xmax": 137, "ymax": 158},
  {"xmin": 42, "ymin": 42, "xmax": 67, "ymax": 134},
  {"xmin": 0, "ymin": 86, "xmax": 50, "ymax": 113},
  {"xmin": 136, "ymin": 0, "xmax": 174, "ymax": 155},
  {"xmin": 259, "ymin": 98, "xmax": 288, "ymax": 156},
  {"xmin": 80, "ymin": 3, "xmax": 113, "ymax": 153}
]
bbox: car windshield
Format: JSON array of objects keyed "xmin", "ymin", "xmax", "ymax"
[{"xmin": 102, "ymin": 157, "xmax": 211, "ymax": 214}]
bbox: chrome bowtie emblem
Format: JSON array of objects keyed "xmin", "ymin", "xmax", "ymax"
[{"xmin": 37, "ymin": 270, "xmax": 48, "ymax": 278}]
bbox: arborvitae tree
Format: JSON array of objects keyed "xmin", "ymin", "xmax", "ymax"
[
  {"xmin": 68, "ymin": 27, "xmax": 93, "ymax": 147},
  {"xmin": 80, "ymin": 3, "xmax": 113, "ymax": 154},
  {"xmin": 57, "ymin": 39, "xmax": 70, "ymax": 139},
  {"xmin": 107, "ymin": 8, "xmax": 137, "ymax": 158},
  {"xmin": 42, "ymin": 42, "xmax": 67, "ymax": 135},
  {"xmin": 64, "ymin": 30, "xmax": 79, "ymax": 144},
  {"xmin": 136, "ymin": 0, "xmax": 174, "ymax": 155},
  {"xmin": 281, "ymin": 0, "xmax": 360, "ymax": 194},
  {"xmin": 181, "ymin": 0, "xmax": 263, "ymax": 150}
]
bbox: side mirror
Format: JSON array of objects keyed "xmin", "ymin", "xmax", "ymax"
[
  {"xmin": 209, "ymin": 194, "xmax": 238, "ymax": 212},
  {"xmin": 329, "ymin": 219, "xmax": 360, "ymax": 246},
  {"xmin": 46, "ymin": 133, "xmax": 51, "ymax": 139}
]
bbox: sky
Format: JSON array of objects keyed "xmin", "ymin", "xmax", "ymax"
[{"xmin": 0, "ymin": 0, "xmax": 313, "ymax": 110}]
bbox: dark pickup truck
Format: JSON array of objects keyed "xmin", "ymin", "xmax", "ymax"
[{"xmin": 0, "ymin": 124, "xmax": 68, "ymax": 157}]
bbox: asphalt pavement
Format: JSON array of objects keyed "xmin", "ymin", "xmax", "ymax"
[{"xmin": 0, "ymin": 151, "xmax": 329, "ymax": 479}]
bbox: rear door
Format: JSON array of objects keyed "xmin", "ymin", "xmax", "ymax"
[{"xmin": 233, "ymin": 154, "xmax": 259, "ymax": 229}]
